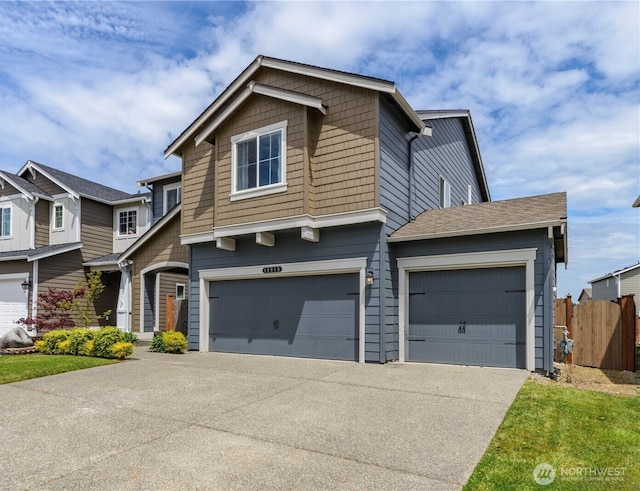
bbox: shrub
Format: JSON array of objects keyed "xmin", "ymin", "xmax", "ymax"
[
  {"xmin": 163, "ymin": 331, "xmax": 188, "ymax": 354},
  {"xmin": 110, "ymin": 341, "xmax": 134, "ymax": 360},
  {"xmin": 37, "ymin": 327, "xmax": 133, "ymax": 359},
  {"xmin": 67, "ymin": 328, "xmax": 94, "ymax": 356},
  {"xmin": 34, "ymin": 340, "xmax": 46, "ymax": 352},
  {"xmin": 150, "ymin": 331, "xmax": 188, "ymax": 354},
  {"xmin": 92, "ymin": 327, "xmax": 124, "ymax": 358},
  {"xmin": 121, "ymin": 331, "xmax": 138, "ymax": 345},
  {"xmin": 39, "ymin": 330, "xmax": 70, "ymax": 354},
  {"xmin": 79, "ymin": 339, "xmax": 94, "ymax": 357},
  {"xmin": 150, "ymin": 332, "xmax": 166, "ymax": 353}
]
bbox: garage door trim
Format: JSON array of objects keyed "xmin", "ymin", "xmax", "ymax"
[
  {"xmin": 397, "ymin": 248, "xmax": 537, "ymax": 371},
  {"xmin": 199, "ymin": 257, "xmax": 368, "ymax": 362}
]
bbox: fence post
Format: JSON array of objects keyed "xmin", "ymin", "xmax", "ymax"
[
  {"xmin": 565, "ymin": 294, "xmax": 573, "ymax": 365},
  {"xmin": 619, "ymin": 295, "xmax": 635, "ymax": 371}
]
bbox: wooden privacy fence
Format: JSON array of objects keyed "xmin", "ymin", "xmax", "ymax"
[
  {"xmin": 555, "ymin": 295, "xmax": 637, "ymax": 371},
  {"xmin": 165, "ymin": 296, "xmax": 188, "ymax": 336}
]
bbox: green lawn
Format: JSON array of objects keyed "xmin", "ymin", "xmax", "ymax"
[
  {"xmin": 464, "ymin": 380, "xmax": 640, "ymax": 490},
  {"xmin": 0, "ymin": 354, "xmax": 117, "ymax": 384}
]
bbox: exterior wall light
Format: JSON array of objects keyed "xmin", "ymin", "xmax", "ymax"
[
  {"xmin": 366, "ymin": 271, "xmax": 375, "ymax": 286},
  {"xmin": 21, "ymin": 279, "xmax": 31, "ymax": 292}
]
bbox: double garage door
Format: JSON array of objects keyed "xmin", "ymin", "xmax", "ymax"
[
  {"xmin": 0, "ymin": 277, "xmax": 28, "ymax": 338},
  {"xmin": 408, "ymin": 267, "xmax": 526, "ymax": 369},
  {"xmin": 209, "ymin": 274, "xmax": 358, "ymax": 361}
]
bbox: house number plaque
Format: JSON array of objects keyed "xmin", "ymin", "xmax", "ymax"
[{"xmin": 262, "ymin": 266, "xmax": 283, "ymax": 274}]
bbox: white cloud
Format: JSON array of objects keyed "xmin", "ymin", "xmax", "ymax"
[{"xmin": 0, "ymin": 1, "xmax": 636, "ymax": 296}]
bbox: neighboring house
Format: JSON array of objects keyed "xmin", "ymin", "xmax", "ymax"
[
  {"xmin": 633, "ymin": 195, "xmax": 640, "ymax": 208},
  {"xmin": 0, "ymin": 160, "xmax": 150, "ymax": 336},
  {"xmin": 578, "ymin": 288, "xmax": 592, "ymax": 303},
  {"xmin": 114, "ymin": 172, "xmax": 188, "ymax": 334},
  {"xmin": 590, "ymin": 263, "xmax": 640, "ymax": 315},
  {"xmin": 164, "ymin": 55, "xmax": 567, "ymax": 373}
]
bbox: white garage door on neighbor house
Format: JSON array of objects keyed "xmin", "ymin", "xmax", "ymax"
[{"xmin": 0, "ymin": 274, "xmax": 29, "ymax": 337}]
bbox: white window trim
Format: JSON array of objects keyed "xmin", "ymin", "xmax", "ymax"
[
  {"xmin": 397, "ymin": 248, "xmax": 537, "ymax": 371},
  {"xmin": 52, "ymin": 203, "xmax": 64, "ymax": 231},
  {"xmin": 199, "ymin": 257, "xmax": 367, "ymax": 362},
  {"xmin": 176, "ymin": 283, "xmax": 186, "ymax": 300},
  {"xmin": 439, "ymin": 176, "xmax": 451, "ymax": 208},
  {"xmin": 0, "ymin": 203, "xmax": 12, "ymax": 238},
  {"xmin": 163, "ymin": 183, "xmax": 182, "ymax": 215},
  {"xmin": 117, "ymin": 207, "xmax": 139, "ymax": 238},
  {"xmin": 230, "ymin": 120, "xmax": 287, "ymax": 201}
]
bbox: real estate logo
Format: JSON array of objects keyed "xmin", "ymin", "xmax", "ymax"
[{"xmin": 533, "ymin": 463, "xmax": 556, "ymax": 485}]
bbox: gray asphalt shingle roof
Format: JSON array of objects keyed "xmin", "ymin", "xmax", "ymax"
[
  {"xmin": 28, "ymin": 161, "xmax": 144, "ymax": 203},
  {"xmin": 0, "ymin": 171, "xmax": 51, "ymax": 199},
  {"xmin": 390, "ymin": 192, "xmax": 567, "ymax": 241}
]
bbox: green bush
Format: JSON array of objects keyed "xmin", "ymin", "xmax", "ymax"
[
  {"xmin": 150, "ymin": 331, "xmax": 188, "ymax": 354},
  {"xmin": 36, "ymin": 327, "xmax": 134, "ymax": 359},
  {"xmin": 40, "ymin": 330, "xmax": 70, "ymax": 354},
  {"xmin": 67, "ymin": 328, "xmax": 95, "ymax": 356},
  {"xmin": 92, "ymin": 327, "xmax": 124, "ymax": 358},
  {"xmin": 110, "ymin": 341, "xmax": 134, "ymax": 360}
]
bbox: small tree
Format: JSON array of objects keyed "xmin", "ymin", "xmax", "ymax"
[{"xmin": 17, "ymin": 271, "xmax": 112, "ymax": 332}]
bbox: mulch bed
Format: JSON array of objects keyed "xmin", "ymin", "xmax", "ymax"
[{"xmin": 0, "ymin": 346, "xmax": 38, "ymax": 355}]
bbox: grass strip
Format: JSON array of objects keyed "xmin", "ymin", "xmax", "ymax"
[
  {"xmin": 0, "ymin": 354, "xmax": 117, "ymax": 384},
  {"xmin": 464, "ymin": 380, "xmax": 640, "ymax": 490}
]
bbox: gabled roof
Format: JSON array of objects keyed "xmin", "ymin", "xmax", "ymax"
[
  {"xmin": 416, "ymin": 110, "xmax": 490, "ymax": 202},
  {"xmin": 164, "ymin": 55, "xmax": 428, "ymax": 158},
  {"xmin": 0, "ymin": 242, "xmax": 82, "ymax": 262},
  {"xmin": 390, "ymin": 192, "xmax": 568, "ymax": 262},
  {"xmin": 118, "ymin": 204, "xmax": 181, "ymax": 262},
  {"xmin": 137, "ymin": 170, "xmax": 182, "ymax": 188},
  {"xmin": 18, "ymin": 160, "xmax": 148, "ymax": 205},
  {"xmin": 633, "ymin": 195, "xmax": 640, "ymax": 208},
  {"xmin": 0, "ymin": 171, "xmax": 52, "ymax": 200},
  {"xmin": 590, "ymin": 263, "xmax": 640, "ymax": 283}
]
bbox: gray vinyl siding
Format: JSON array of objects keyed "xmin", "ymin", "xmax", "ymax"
[
  {"xmin": 412, "ymin": 117, "xmax": 484, "ymax": 210},
  {"xmin": 80, "ymin": 199, "xmax": 113, "ymax": 261},
  {"xmin": 591, "ymin": 277, "xmax": 618, "ymax": 301},
  {"xmin": 188, "ymin": 223, "xmax": 382, "ymax": 360},
  {"xmin": 392, "ymin": 228, "xmax": 556, "ymax": 372},
  {"xmin": 150, "ymin": 176, "xmax": 181, "ymax": 223},
  {"xmin": 378, "ymin": 99, "xmax": 487, "ymax": 362}
]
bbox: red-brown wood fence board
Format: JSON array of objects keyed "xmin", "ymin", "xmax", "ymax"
[{"xmin": 554, "ymin": 295, "xmax": 637, "ymax": 371}]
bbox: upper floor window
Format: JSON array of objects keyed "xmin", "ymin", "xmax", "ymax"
[
  {"xmin": 53, "ymin": 203, "xmax": 64, "ymax": 230},
  {"xmin": 0, "ymin": 205, "xmax": 10, "ymax": 237},
  {"xmin": 231, "ymin": 121, "xmax": 287, "ymax": 201},
  {"xmin": 118, "ymin": 209, "xmax": 137, "ymax": 237},
  {"xmin": 163, "ymin": 183, "xmax": 181, "ymax": 215},
  {"xmin": 439, "ymin": 177, "xmax": 451, "ymax": 209}
]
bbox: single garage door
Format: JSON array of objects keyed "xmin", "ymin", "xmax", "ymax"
[
  {"xmin": 0, "ymin": 277, "xmax": 28, "ymax": 338},
  {"xmin": 209, "ymin": 274, "xmax": 358, "ymax": 360},
  {"xmin": 408, "ymin": 267, "xmax": 526, "ymax": 368}
]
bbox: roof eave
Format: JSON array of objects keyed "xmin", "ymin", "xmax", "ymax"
[
  {"xmin": 389, "ymin": 219, "xmax": 566, "ymax": 243},
  {"xmin": 137, "ymin": 171, "xmax": 182, "ymax": 188}
]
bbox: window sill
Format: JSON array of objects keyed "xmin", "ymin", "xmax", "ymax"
[
  {"xmin": 117, "ymin": 234, "xmax": 138, "ymax": 240},
  {"xmin": 230, "ymin": 183, "xmax": 288, "ymax": 202}
]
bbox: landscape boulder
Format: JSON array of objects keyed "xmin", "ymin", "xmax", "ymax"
[{"xmin": 0, "ymin": 327, "xmax": 34, "ymax": 349}]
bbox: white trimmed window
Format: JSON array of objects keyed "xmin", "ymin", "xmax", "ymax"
[
  {"xmin": 118, "ymin": 209, "xmax": 138, "ymax": 236},
  {"xmin": 53, "ymin": 203, "xmax": 64, "ymax": 230},
  {"xmin": 163, "ymin": 183, "xmax": 181, "ymax": 215},
  {"xmin": 176, "ymin": 283, "xmax": 186, "ymax": 300},
  {"xmin": 0, "ymin": 205, "xmax": 10, "ymax": 237},
  {"xmin": 231, "ymin": 120, "xmax": 287, "ymax": 200},
  {"xmin": 439, "ymin": 176, "xmax": 451, "ymax": 209}
]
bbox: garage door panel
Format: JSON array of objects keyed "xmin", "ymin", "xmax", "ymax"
[
  {"xmin": 0, "ymin": 277, "xmax": 29, "ymax": 336},
  {"xmin": 408, "ymin": 268, "xmax": 526, "ymax": 368},
  {"xmin": 210, "ymin": 274, "xmax": 358, "ymax": 361}
]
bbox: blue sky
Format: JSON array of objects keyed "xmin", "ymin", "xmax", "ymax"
[{"xmin": 0, "ymin": 1, "xmax": 638, "ymax": 298}]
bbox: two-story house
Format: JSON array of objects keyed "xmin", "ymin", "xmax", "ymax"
[
  {"xmin": 590, "ymin": 263, "xmax": 640, "ymax": 315},
  {"xmin": 165, "ymin": 56, "xmax": 567, "ymax": 373},
  {"xmin": 0, "ymin": 160, "xmax": 150, "ymax": 336}
]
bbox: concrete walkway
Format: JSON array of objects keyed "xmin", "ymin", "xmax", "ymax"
[{"xmin": 0, "ymin": 348, "xmax": 528, "ymax": 490}]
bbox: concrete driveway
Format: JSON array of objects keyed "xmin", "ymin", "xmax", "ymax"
[{"xmin": 0, "ymin": 348, "xmax": 528, "ymax": 490}]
